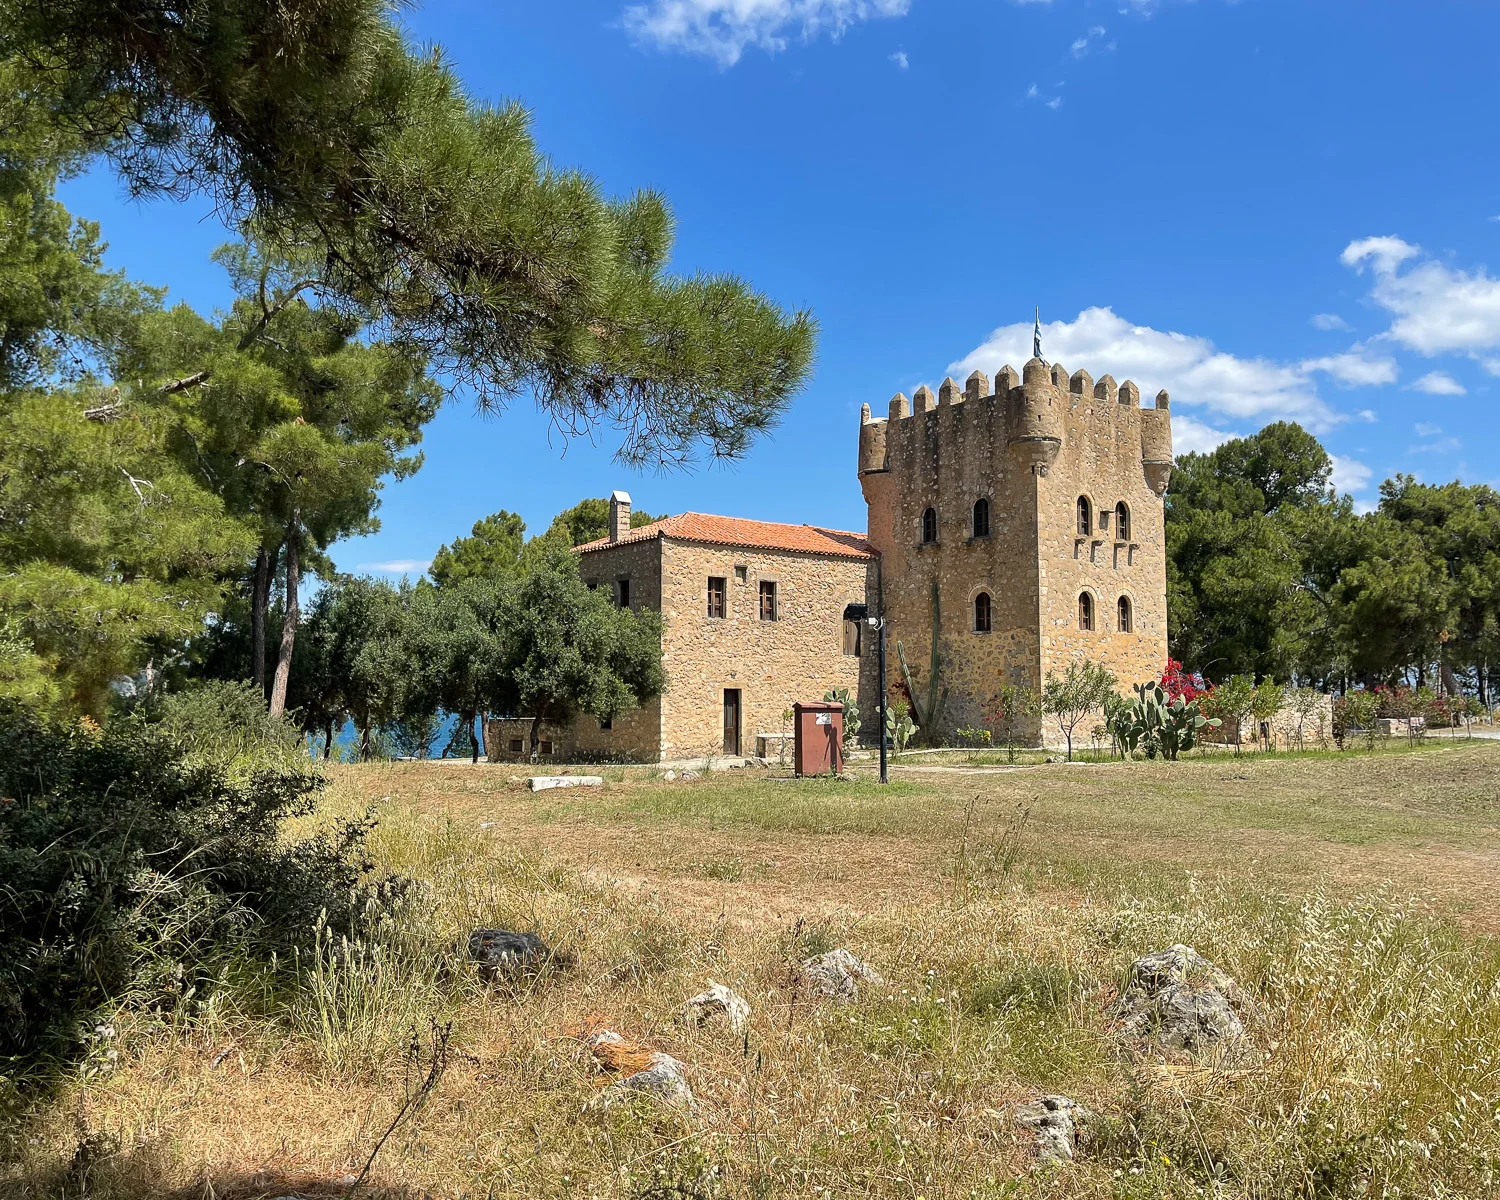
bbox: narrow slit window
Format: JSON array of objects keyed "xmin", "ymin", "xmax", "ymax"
[
  {"xmin": 974, "ymin": 591, "xmax": 992, "ymax": 633},
  {"xmin": 616, "ymin": 578, "xmax": 630, "ymax": 609},
  {"xmin": 921, "ymin": 506, "xmax": 937, "ymax": 544},
  {"xmin": 842, "ymin": 602, "xmax": 865, "ymax": 656},
  {"xmin": 1116, "ymin": 502, "xmax": 1131, "ymax": 541},
  {"xmin": 1078, "ymin": 592, "xmax": 1095, "ymax": 632},
  {"xmin": 759, "ymin": 579, "xmax": 778, "ymax": 621},
  {"xmin": 972, "ymin": 498, "xmax": 990, "ymax": 538},
  {"xmin": 1117, "ymin": 595, "xmax": 1133, "ymax": 634},
  {"xmin": 707, "ymin": 576, "xmax": 726, "ymax": 619},
  {"xmin": 1077, "ymin": 496, "xmax": 1092, "ymax": 537}
]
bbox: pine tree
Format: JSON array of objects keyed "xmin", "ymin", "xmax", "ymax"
[{"xmin": 1, "ymin": 1, "xmax": 816, "ymax": 467}]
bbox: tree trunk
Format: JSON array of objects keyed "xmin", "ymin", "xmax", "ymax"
[
  {"xmin": 470, "ymin": 711, "xmax": 481, "ymax": 763},
  {"xmin": 529, "ymin": 714, "xmax": 542, "ymax": 761},
  {"xmin": 251, "ymin": 544, "xmax": 271, "ymax": 695},
  {"xmin": 323, "ymin": 718, "xmax": 335, "ymax": 760},
  {"xmin": 1440, "ymin": 660, "xmax": 1461, "ymax": 698},
  {"xmin": 268, "ymin": 513, "xmax": 301, "ymax": 718}
]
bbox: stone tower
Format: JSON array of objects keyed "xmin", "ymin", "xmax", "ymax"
[{"xmin": 858, "ymin": 357, "xmax": 1173, "ymax": 740}]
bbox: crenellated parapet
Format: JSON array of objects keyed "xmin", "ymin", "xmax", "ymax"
[{"xmin": 857, "ymin": 357, "xmax": 1175, "ymax": 491}]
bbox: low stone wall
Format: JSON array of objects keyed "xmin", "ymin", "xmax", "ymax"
[{"xmin": 482, "ymin": 717, "xmax": 566, "ymax": 763}]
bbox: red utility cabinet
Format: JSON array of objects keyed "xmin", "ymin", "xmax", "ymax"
[{"xmin": 792, "ymin": 701, "xmax": 844, "ymax": 776}]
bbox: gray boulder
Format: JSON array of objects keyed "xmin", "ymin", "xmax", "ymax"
[
  {"xmin": 799, "ymin": 948, "xmax": 884, "ymax": 1004},
  {"xmin": 1111, "ymin": 944, "xmax": 1247, "ymax": 1051},
  {"xmin": 468, "ymin": 928, "xmax": 557, "ymax": 979},
  {"xmin": 584, "ymin": 1031, "xmax": 694, "ymax": 1111},
  {"xmin": 680, "ymin": 981, "xmax": 751, "ymax": 1033},
  {"xmin": 1014, "ymin": 1094, "xmax": 1092, "ymax": 1163}
]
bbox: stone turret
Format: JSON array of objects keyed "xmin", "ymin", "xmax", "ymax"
[
  {"xmin": 1007, "ymin": 357, "xmax": 1063, "ymax": 476},
  {"xmin": 1140, "ymin": 390, "xmax": 1174, "ymax": 495}
]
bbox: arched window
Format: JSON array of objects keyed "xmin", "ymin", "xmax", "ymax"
[
  {"xmin": 974, "ymin": 591, "xmax": 992, "ymax": 633},
  {"xmin": 1115, "ymin": 501, "xmax": 1131, "ymax": 541},
  {"xmin": 921, "ymin": 506, "xmax": 937, "ymax": 544},
  {"xmin": 1117, "ymin": 595, "xmax": 1133, "ymax": 634},
  {"xmin": 972, "ymin": 498, "xmax": 990, "ymax": 538},
  {"xmin": 1077, "ymin": 496, "xmax": 1092, "ymax": 537},
  {"xmin": 1078, "ymin": 591, "xmax": 1095, "ymax": 632}
]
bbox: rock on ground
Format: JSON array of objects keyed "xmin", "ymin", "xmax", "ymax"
[
  {"xmin": 1014, "ymin": 1094, "xmax": 1093, "ymax": 1163},
  {"xmin": 468, "ymin": 929, "xmax": 558, "ymax": 979},
  {"xmin": 1110, "ymin": 944, "xmax": 1248, "ymax": 1052},
  {"xmin": 680, "ymin": 981, "xmax": 751, "ymax": 1032},
  {"xmin": 527, "ymin": 775, "xmax": 604, "ymax": 792},
  {"xmin": 799, "ymin": 948, "xmax": 884, "ymax": 1003},
  {"xmin": 583, "ymin": 1030, "xmax": 694, "ymax": 1111}
]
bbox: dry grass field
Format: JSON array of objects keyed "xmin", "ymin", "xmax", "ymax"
[{"xmin": 7, "ymin": 740, "xmax": 1500, "ymax": 1199}]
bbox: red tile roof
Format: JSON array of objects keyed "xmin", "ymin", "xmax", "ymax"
[{"xmin": 575, "ymin": 512, "xmax": 877, "ymax": 560}]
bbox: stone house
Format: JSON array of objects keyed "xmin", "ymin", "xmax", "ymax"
[
  {"xmin": 485, "ymin": 353, "xmax": 1177, "ymax": 760},
  {"xmin": 485, "ymin": 494, "xmax": 878, "ymax": 763}
]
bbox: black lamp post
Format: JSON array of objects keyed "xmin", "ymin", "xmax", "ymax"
[{"xmin": 868, "ymin": 615, "xmax": 887, "ymax": 784}]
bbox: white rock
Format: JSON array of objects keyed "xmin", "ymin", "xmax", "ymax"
[
  {"xmin": 680, "ymin": 982, "xmax": 751, "ymax": 1033},
  {"xmin": 592, "ymin": 1052, "xmax": 694, "ymax": 1112},
  {"xmin": 1014, "ymin": 1094, "xmax": 1092, "ymax": 1163},
  {"xmin": 799, "ymin": 948, "xmax": 884, "ymax": 1004},
  {"xmin": 527, "ymin": 775, "xmax": 604, "ymax": 792},
  {"xmin": 662, "ymin": 770, "xmax": 677, "ymax": 781}
]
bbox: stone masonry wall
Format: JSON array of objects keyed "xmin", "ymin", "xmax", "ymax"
[
  {"xmin": 657, "ymin": 540, "xmax": 875, "ymax": 761},
  {"xmin": 556, "ymin": 536, "xmax": 666, "ymax": 762},
  {"xmin": 1036, "ymin": 371, "xmax": 1169, "ymax": 689},
  {"xmin": 861, "ymin": 362, "xmax": 1172, "ymax": 747},
  {"xmin": 862, "ymin": 382, "xmax": 1041, "ymax": 740}
]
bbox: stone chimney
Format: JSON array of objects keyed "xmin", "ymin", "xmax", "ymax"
[{"xmin": 609, "ymin": 490, "xmax": 631, "ymax": 542}]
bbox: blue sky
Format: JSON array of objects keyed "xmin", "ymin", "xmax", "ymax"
[{"xmin": 60, "ymin": 0, "xmax": 1500, "ymax": 575}]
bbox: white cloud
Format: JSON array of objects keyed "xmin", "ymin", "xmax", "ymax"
[
  {"xmin": 946, "ymin": 306, "xmax": 1365, "ymax": 433},
  {"xmin": 1026, "ymin": 82, "xmax": 1040, "ymax": 98},
  {"xmin": 1046, "ymin": 96, "xmax": 1063, "ymax": 109},
  {"xmin": 1411, "ymin": 371, "xmax": 1466, "ymax": 396},
  {"xmin": 1329, "ymin": 454, "xmax": 1372, "ymax": 496},
  {"xmin": 1301, "ymin": 347, "xmax": 1398, "ymax": 387},
  {"xmin": 357, "ymin": 559, "xmax": 431, "ymax": 575},
  {"xmin": 1171, "ymin": 414, "xmax": 1234, "ymax": 455},
  {"xmin": 1407, "ymin": 422, "xmax": 1461, "ymax": 454},
  {"xmin": 1341, "ymin": 235, "xmax": 1421, "ymax": 276},
  {"xmin": 1357, "ymin": 409, "xmax": 1377, "ymax": 422},
  {"xmin": 1342, "ymin": 236, "xmax": 1500, "ymax": 357},
  {"xmin": 1311, "ymin": 312, "xmax": 1352, "ymax": 332},
  {"xmin": 888, "ymin": 48, "xmax": 908, "ymax": 68},
  {"xmin": 621, "ymin": 0, "xmax": 910, "ymax": 66},
  {"xmin": 1071, "ymin": 25, "xmax": 1107, "ymax": 57}
]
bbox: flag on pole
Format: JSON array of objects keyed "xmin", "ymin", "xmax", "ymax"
[{"xmin": 1033, "ymin": 307, "xmax": 1043, "ymax": 361}]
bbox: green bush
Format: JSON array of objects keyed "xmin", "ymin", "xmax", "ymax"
[
  {"xmin": 0, "ymin": 704, "xmax": 385, "ymax": 1068},
  {"xmin": 146, "ymin": 679, "xmax": 308, "ymax": 774}
]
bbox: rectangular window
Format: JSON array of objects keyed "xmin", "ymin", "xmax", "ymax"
[
  {"xmin": 759, "ymin": 580, "xmax": 778, "ymax": 621},
  {"xmin": 539, "ymin": 739, "xmax": 554, "ymax": 755},
  {"xmin": 707, "ymin": 576, "xmax": 726, "ymax": 618},
  {"xmin": 600, "ymin": 717, "xmax": 613, "ymax": 730},
  {"xmin": 508, "ymin": 738, "xmax": 524, "ymax": 753},
  {"xmin": 843, "ymin": 619, "xmax": 862, "ymax": 656},
  {"xmin": 615, "ymin": 578, "xmax": 630, "ymax": 608},
  {"xmin": 734, "ymin": 564, "xmax": 748, "ymax": 583}
]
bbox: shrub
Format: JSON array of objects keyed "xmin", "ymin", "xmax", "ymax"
[
  {"xmin": 0, "ymin": 704, "xmax": 385, "ymax": 1068},
  {"xmin": 146, "ymin": 679, "xmax": 308, "ymax": 774}
]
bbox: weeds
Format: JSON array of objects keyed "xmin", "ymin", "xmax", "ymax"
[{"xmin": 6, "ymin": 751, "xmax": 1500, "ymax": 1199}]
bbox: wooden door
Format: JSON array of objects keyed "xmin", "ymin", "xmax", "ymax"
[{"xmin": 722, "ymin": 689, "xmax": 741, "ymax": 756}]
